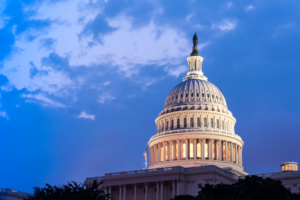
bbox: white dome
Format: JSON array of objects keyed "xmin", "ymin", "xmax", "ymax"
[{"xmin": 164, "ymin": 79, "xmax": 227, "ymax": 110}]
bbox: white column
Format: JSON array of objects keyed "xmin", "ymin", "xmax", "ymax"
[
  {"xmin": 156, "ymin": 182, "xmax": 159, "ymax": 200},
  {"xmin": 177, "ymin": 180, "xmax": 180, "ymax": 196},
  {"xmin": 163, "ymin": 141, "xmax": 166, "ymax": 162},
  {"xmin": 218, "ymin": 140, "xmax": 222, "ymax": 161},
  {"xmin": 178, "ymin": 140, "xmax": 181, "ymax": 160},
  {"xmin": 145, "ymin": 183, "xmax": 148, "ymax": 200},
  {"xmin": 153, "ymin": 145, "xmax": 156, "ymax": 164},
  {"xmin": 119, "ymin": 186, "xmax": 122, "ymax": 200},
  {"xmin": 158, "ymin": 143, "xmax": 161, "ymax": 163},
  {"xmin": 201, "ymin": 139, "xmax": 205, "ymax": 160},
  {"xmin": 185, "ymin": 139, "xmax": 188, "ymax": 160},
  {"xmin": 209, "ymin": 139, "xmax": 213, "ymax": 160},
  {"xmin": 230, "ymin": 142, "xmax": 233, "ymax": 162},
  {"xmin": 123, "ymin": 185, "xmax": 126, "ymax": 200},
  {"xmin": 160, "ymin": 182, "xmax": 164, "ymax": 200},
  {"xmin": 240, "ymin": 146, "xmax": 243, "ymax": 166},
  {"xmin": 172, "ymin": 180, "xmax": 175, "ymax": 199},
  {"xmin": 133, "ymin": 184, "xmax": 136, "ymax": 200},
  {"xmin": 235, "ymin": 144, "xmax": 237, "ymax": 163},
  {"xmin": 225, "ymin": 141, "xmax": 228, "ymax": 162},
  {"xmin": 194, "ymin": 139, "xmax": 197, "ymax": 160}
]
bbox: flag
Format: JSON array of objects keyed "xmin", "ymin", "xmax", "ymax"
[{"xmin": 143, "ymin": 147, "xmax": 147, "ymax": 160}]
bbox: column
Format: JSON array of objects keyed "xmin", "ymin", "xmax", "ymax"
[
  {"xmin": 218, "ymin": 140, "xmax": 222, "ymax": 161},
  {"xmin": 225, "ymin": 141, "xmax": 228, "ymax": 162},
  {"xmin": 240, "ymin": 146, "xmax": 243, "ymax": 166},
  {"xmin": 123, "ymin": 185, "xmax": 126, "ymax": 200},
  {"xmin": 178, "ymin": 140, "xmax": 181, "ymax": 160},
  {"xmin": 154, "ymin": 145, "xmax": 156, "ymax": 164},
  {"xmin": 235, "ymin": 144, "xmax": 237, "ymax": 163},
  {"xmin": 119, "ymin": 186, "xmax": 122, "ymax": 200},
  {"xmin": 194, "ymin": 139, "xmax": 197, "ymax": 160},
  {"xmin": 230, "ymin": 142, "xmax": 233, "ymax": 163},
  {"xmin": 156, "ymin": 182, "xmax": 159, "ymax": 200},
  {"xmin": 133, "ymin": 184, "xmax": 137, "ymax": 200},
  {"xmin": 185, "ymin": 139, "xmax": 188, "ymax": 160},
  {"xmin": 149, "ymin": 147, "xmax": 152, "ymax": 165},
  {"xmin": 160, "ymin": 181, "xmax": 164, "ymax": 200},
  {"xmin": 201, "ymin": 139, "xmax": 205, "ymax": 160},
  {"xmin": 163, "ymin": 141, "xmax": 166, "ymax": 162},
  {"xmin": 177, "ymin": 180, "xmax": 180, "ymax": 196},
  {"xmin": 172, "ymin": 181, "xmax": 175, "ymax": 199},
  {"xmin": 145, "ymin": 183, "xmax": 148, "ymax": 200},
  {"xmin": 168, "ymin": 141, "xmax": 171, "ymax": 161},
  {"xmin": 209, "ymin": 139, "xmax": 213, "ymax": 160},
  {"xmin": 158, "ymin": 143, "xmax": 161, "ymax": 163}
]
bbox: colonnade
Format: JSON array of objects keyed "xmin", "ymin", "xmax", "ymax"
[
  {"xmin": 150, "ymin": 139, "xmax": 242, "ymax": 167},
  {"xmin": 157, "ymin": 115, "xmax": 234, "ymax": 134},
  {"xmin": 104, "ymin": 180, "xmax": 181, "ymax": 200}
]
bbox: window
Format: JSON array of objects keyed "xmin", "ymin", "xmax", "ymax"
[
  {"xmin": 172, "ymin": 96, "xmax": 174, "ymax": 100},
  {"xmin": 171, "ymin": 143, "xmax": 174, "ymax": 160},
  {"xmin": 205, "ymin": 142, "xmax": 208, "ymax": 158},
  {"xmin": 191, "ymin": 93, "xmax": 194, "ymax": 97},
  {"xmin": 165, "ymin": 145, "xmax": 168, "ymax": 160},
  {"xmin": 190, "ymin": 142, "xmax": 194, "ymax": 158},
  {"xmin": 181, "ymin": 94, "xmax": 183, "ymax": 98},
  {"xmin": 186, "ymin": 93, "xmax": 188, "ymax": 98},
  {"xmin": 184, "ymin": 118, "xmax": 187, "ymax": 128},
  {"xmin": 190, "ymin": 118, "xmax": 194, "ymax": 127},
  {"xmin": 217, "ymin": 119, "xmax": 219, "ymax": 129},
  {"xmin": 182, "ymin": 143, "xmax": 186, "ymax": 158},
  {"xmin": 197, "ymin": 93, "xmax": 199, "ymax": 97},
  {"xmin": 216, "ymin": 96, "xmax": 218, "ymax": 100},
  {"xmin": 223, "ymin": 144, "xmax": 226, "ymax": 160},
  {"xmin": 228, "ymin": 146, "xmax": 231, "ymax": 161},
  {"xmin": 202, "ymin": 93, "xmax": 204, "ymax": 97},
  {"xmin": 207, "ymin": 94, "xmax": 210, "ymax": 98},
  {"xmin": 198, "ymin": 184, "xmax": 202, "ymax": 189},
  {"xmin": 290, "ymin": 165, "xmax": 293, "ymax": 170},
  {"xmin": 176, "ymin": 95, "xmax": 178, "ymax": 99},
  {"xmin": 204, "ymin": 118, "xmax": 207, "ymax": 127},
  {"xmin": 162, "ymin": 123, "xmax": 164, "ymax": 132},
  {"xmin": 212, "ymin": 95, "xmax": 214, "ymax": 98},
  {"xmin": 177, "ymin": 119, "xmax": 180, "ymax": 128},
  {"xmin": 281, "ymin": 166, "xmax": 284, "ymax": 171},
  {"xmin": 197, "ymin": 118, "xmax": 200, "ymax": 127},
  {"xmin": 211, "ymin": 118, "xmax": 213, "ymax": 128},
  {"xmin": 222, "ymin": 121, "xmax": 224, "ymax": 130},
  {"xmin": 285, "ymin": 165, "xmax": 288, "ymax": 170},
  {"xmin": 166, "ymin": 121, "xmax": 169, "ymax": 130},
  {"xmin": 197, "ymin": 142, "xmax": 201, "ymax": 158}
]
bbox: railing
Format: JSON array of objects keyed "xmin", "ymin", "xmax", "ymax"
[{"xmin": 254, "ymin": 171, "xmax": 300, "ymax": 179}]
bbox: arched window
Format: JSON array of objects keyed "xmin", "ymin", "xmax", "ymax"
[
  {"xmin": 191, "ymin": 93, "xmax": 194, "ymax": 97},
  {"xmin": 211, "ymin": 118, "xmax": 213, "ymax": 128},
  {"xmin": 184, "ymin": 118, "xmax": 187, "ymax": 128},
  {"xmin": 177, "ymin": 119, "xmax": 180, "ymax": 128},
  {"xmin": 190, "ymin": 141, "xmax": 194, "ymax": 158},
  {"xmin": 182, "ymin": 143, "xmax": 186, "ymax": 158},
  {"xmin": 217, "ymin": 119, "xmax": 219, "ymax": 129},
  {"xmin": 171, "ymin": 120, "xmax": 174, "ymax": 129},
  {"xmin": 181, "ymin": 94, "xmax": 183, "ymax": 98},
  {"xmin": 166, "ymin": 121, "xmax": 169, "ymax": 130},
  {"xmin": 202, "ymin": 93, "xmax": 204, "ymax": 97},
  {"xmin": 204, "ymin": 118, "xmax": 207, "ymax": 127},
  {"xmin": 197, "ymin": 142, "xmax": 201, "ymax": 158},
  {"xmin": 197, "ymin": 118, "xmax": 200, "ymax": 127},
  {"xmin": 190, "ymin": 118, "xmax": 194, "ymax": 127},
  {"xmin": 186, "ymin": 93, "xmax": 188, "ymax": 98},
  {"xmin": 176, "ymin": 95, "xmax": 178, "ymax": 99},
  {"xmin": 222, "ymin": 121, "xmax": 224, "ymax": 130},
  {"xmin": 162, "ymin": 123, "xmax": 164, "ymax": 132},
  {"xmin": 197, "ymin": 93, "xmax": 199, "ymax": 97}
]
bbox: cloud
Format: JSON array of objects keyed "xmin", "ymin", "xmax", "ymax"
[
  {"xmin": 77, "ymin": 111, "xmax": 95, "ymax": 120},
  {"xmin": 168, "ymin": 65, "xmax": 186, "ymax": 77},
  {"xmin": 0, "ymin": 111, "xmax": 8, "ymax": 120},
  {"xmin": 98, "ymin": 93, "xmax": 115, "ymax": 104},
  {"xmin": 186, "ymin": 14, "xmax": 193, "ymax": 22},
  {"xmin": 212, "ymin": 20, "xmax": 237, "ymax": 31},
  {"xmin": 227, "ymin": 2, "xmax": 233, "ymax": 8},
  {"xmin": 103, "ymin": 81, "xmax": 110, "ymax": 86},
  {"xmin": 39, "ymin": 38, "xmax": 57, "ymax": 51},
  {"xmin": 245, "ymin": 5, "xmax": 254, "ymax": 11},
  {"xmin": 22, "ymin": 94, "xmax": 66, "ymax": 107}
]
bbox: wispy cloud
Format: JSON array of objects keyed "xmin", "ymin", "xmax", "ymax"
[
  {"xmin": 212, "ymin": 20, "xmax": 237, "ymax": 31},
  {"xmin": 22, "ymin": 94, "xmax": 66, "ymax": 107},
  {"xmin": 168, "ymin": 65, "xmax": 186, "ymax": 77},
  {"xmin": 245, "ymin": 5, "xmax": 254, "ymax": 11},
  {"xmin": 186, "ymin": 14, "xmax": 193, "ymax": 22},
  {"xmin": 0, "ymin": 111, "xmax": 8, "ymax": 120},
  {"xmin": 77, "ymin": 111, "xmax": 95, "ymax": 120},
  {"xmin": 98, "ymin": 93, "xmax": 115, "ymax": 104}
]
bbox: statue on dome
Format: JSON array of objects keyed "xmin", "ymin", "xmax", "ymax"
[{"xmin": 190, "ymin": 33, "xmax": 200, "ymax": 56}]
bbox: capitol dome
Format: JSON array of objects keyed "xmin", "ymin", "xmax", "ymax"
[{"xmin": 147, "ymin": 33, "xmax": 247, "ymax": 176}]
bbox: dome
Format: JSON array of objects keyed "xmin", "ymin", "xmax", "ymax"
[{"xmin": 163, "ymin": 79, "xmax": 228, "ymax": 110}]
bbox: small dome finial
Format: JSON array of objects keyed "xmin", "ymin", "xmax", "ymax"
[{"xmin": 190, "ymin": 33, "xmax": 200, "ymax": 56}]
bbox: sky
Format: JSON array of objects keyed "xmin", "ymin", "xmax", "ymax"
[{"xmin": 1, "ymin": 0, "xmax": 300, "ymax": 194}]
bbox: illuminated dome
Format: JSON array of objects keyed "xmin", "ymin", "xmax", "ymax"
[{"xmin": 147, "ymin": 33, "xmax": 247, "ymax": 176}]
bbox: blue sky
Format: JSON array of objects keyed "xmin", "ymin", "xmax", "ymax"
[{"xmin": 1, "ymin": 0, "xmax": 300, "ymax": 193}]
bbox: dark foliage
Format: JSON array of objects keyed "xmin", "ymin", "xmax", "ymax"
[
  {"xmin": 171, "ymin": 175, "xmax": 300, "ymax": 200},
  {"xmin": 24, "ymin": 180, "xmax": 110, "ymax": 200}
]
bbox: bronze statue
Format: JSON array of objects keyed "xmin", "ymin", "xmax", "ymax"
[{"xmin": 190, "ymin": 33, "xmax": 200, "ymax": 56}]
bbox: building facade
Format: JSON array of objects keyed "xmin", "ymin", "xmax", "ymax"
[{"xmin": 85, "ymin": 34, "xmax": 300, "ymax": 200}]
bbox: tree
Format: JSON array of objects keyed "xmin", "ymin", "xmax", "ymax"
[
  {"xmin": 171, "ymin": 175, "xmax": 300, "ymax": 200},
  {"xmin": 24, "ymin": 180, "xmax": 110, "ymax": 200}
]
